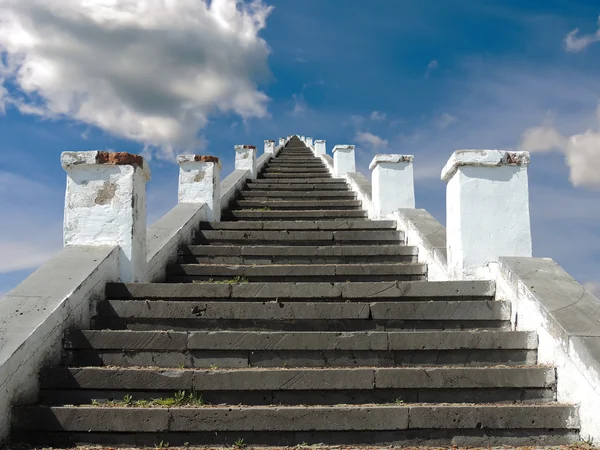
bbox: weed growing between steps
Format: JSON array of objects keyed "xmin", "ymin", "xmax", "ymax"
[{"xmin": 89, "ymin": 390, "xmax": 207, "ymax": 408}]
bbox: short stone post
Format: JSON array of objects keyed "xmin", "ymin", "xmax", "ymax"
[
  {"xmin": 264, "ymin": 140, "xmax": 275, "ymax": 154},
  {"xmin": 306, "ymin": 137, "xmax": 313, "ymax": 147},
  {"xmin": 314, "ymin": 140, "xmax": 326, "ymax": 156},
  {"xmin": 301, "ymin": 135, "xmax": 306, "ymax": 143},
  {"xmin": 441, "ymin": 150, "xmax": 532, "ymax": 280},
  {"xmin": 279, "ymin": 137, "xmax": 285, "ymax": 146},
  {"xmin": 61, "ymin": 151, "xmax": 150, "ymax": 282},
  {"xmin": 332, "ymin": 145, "xmax": 356, "ymax": 177},
  {"xmin": 370, "ymin": 154, "xmax": 415, "ymax": 219},
  {"xmin": 235, "ymin": 144, "xmax": 257, "ymax": 178},
  {"xmin": 177, "ymin": 155, "xmax": 221, "ymax": 222}
]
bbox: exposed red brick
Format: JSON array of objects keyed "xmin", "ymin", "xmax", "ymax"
[
  {"xmin": 96, "ymin": 151, "xmax": 144, "ymax": 166},
  {"xmin": 240, "ymin": 145, "xmax": 256, "ymax": 149},
  {"xmin": 193, "ymin": 155, "xmax": 220, "ymax": 163}
]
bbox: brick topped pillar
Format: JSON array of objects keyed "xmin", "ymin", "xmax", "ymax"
[
  {"xmin": 177, "ymin": 155, "xmax": 221, "ymax": 222},
  {"xmin": 442, "ymin": 150, "xmax": 532, "ymax": 280},
  {"xmin": 314, "ymin": 140, "xmax": 326, "ymax": 156},
  {"xmin": 61, "ymin": 151, "xmax": 150, "ymax": 282},
  {"xmin": 332, "ymin": 145, "xmax": 356, "ymax": 177},
  {"xmin": 264, "ymin": 140, "xmax": 276, "ymax": 154},
  {"xmin": 235, "ymin": 145, "xmax": 257, "ymax": 178},
  {"xmin": 370, "ymin": 154, "xmax": 415, "ymax": 219}
]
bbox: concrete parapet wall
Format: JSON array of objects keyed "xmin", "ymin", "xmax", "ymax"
[
  {"xmin": 0, "ymin": 246, "xmax": 119, "ymax": 441},
  {"xmin": 344, "ymin": 172, "xmax": 373, "ymax": 218},
  {"xmin": 146, "ymin": 203, "xmax": 208, "ymax": 282},
  {"xmin": 394, "ymin": 209, "xmax": 449, "ymax": 281},
  {"xmin": 496, "ymin": 257, "xmax": 600, "ymax": 442}
]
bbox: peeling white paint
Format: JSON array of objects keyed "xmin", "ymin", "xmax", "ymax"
[
  {"xmin": 370, "ymin": 154, "xmax": 415, "ymax": 219},
  {"xmin": 234, "ymin": 145, "xmax": 257, "ymax": 178},
  {"xmin": 332, "ymin": 145, "xmax": 356, "ymax": 178},
  {"xmin": 61, "ymin": 151, "xmax": 150, "ymax": 282},
  {"xmin": 442, "ymin": 150, "xmax": 532, "ymax": 280},
  {"xmin": 177, "ymin": 155, "xmax": 221, "ymax": 222}
]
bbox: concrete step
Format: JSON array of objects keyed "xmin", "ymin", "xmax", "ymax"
[
  {"xmin": 165, "ymin": 263, "xmax": 425, "ymax": 283},
  {"xmin": 92, "ymin": 300, "xmax": 510, "ymax": 331},
  {"xmin": 105, "ymin": 280, "xmax": 496, "ymax": 301},
  {"xmin": 179, "ymin": 244, "xmax": 417, "ymax": 265},
  {"xmin": 269, "ymin": 159, "xmax": 322, "ymax": 164},
  {"xmin": 238, "ymin": 191, "xmax": 355, "ymax": 199},
  {"xmin": 62, "ymin": 330, "xmax": 538, "ymax": 368},
  {"xmin": 12, "ymin": 404, "xmax": 578, "ymax": 448},
  {"xmin": 194, "ymin": 229, "xmax": 403, "ymax": 245},
  {"xmin": 260, "ymin": 173, "xmax": 332, "ymax": 179},
  {"xmin": 37, "ymin": 366, "xmax": 555, "ymax": 406},
  {"xmin": 245, "ymin": 182, "xmax": 349, "ymax": 191},
  {"xmin": 263, "ymin": 167, "xmax": 330, "ymax": 173},
  {"xmin": 249, "ymin": 178, "xmax": 346, "ymax": 184},
  {"xmin": 198, "ymin": 220, "xmax": 396, "ymax": 230},
  {"xmin": 232, "ymin": 200, "xmax": 362, "ymax": 210},
  {"xmin": 225, "ymin": 210, "xmax": 368, "ymax": 220}
]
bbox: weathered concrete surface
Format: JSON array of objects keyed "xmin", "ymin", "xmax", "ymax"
[
  {"xmin": 195, "ymin": 229, "xmax": 403, "ymax": 243},
  {"xmin": 0, "ymin": 246, "xmax": 119, "ymax": 442},
  {"xmin": 146, "ymin": 203, "xmax": 207, "ymax": 282},
  {"xmin": 13, "ymin": 404, "xmax": 577, "ymax": 432},
  {"xmin": 394, "ymin": 208, "xmax": 449, "ymax": 281},
  {"xmin": 184, "ymin": 244, "xmax": 414, "ymax": 256},
  {"xmin": 63, "ymin": 330, "xmax": 537, "ymax": 352},
  {"xmin": 41, "ymin": 366, "xmax": 554, "ymax": 390},
  {"xmin": 497, "ymin": 256, "xmax": 600, "ymax": 441},
  {"xmin": 106, "ymin": 280, "xmax": 495, "ymax": 300},
  {"xmin": 227, "ymin": 210, "xmax": 368, "ymax": 220},
  {"xmin": 198, "ymin": 220, "xmax": 396, "ymax": 230}
]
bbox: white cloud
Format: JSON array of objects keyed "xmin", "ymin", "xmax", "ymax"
[
  {"xmin": 424, "ymin": 60, "xmax": 439, "ymax": 78},
  {"xmin": 291, "ymin": 93, "xmax": 307, "ymax": 116},
  {"xmin": 355, "ymin": 131, "xmax": 388, "ymax": 149},
  {"xmin": 564, "ymin": 16, "xmax": 600, "ymax": 52},
  {"xmin": 436, "ymin": 112, "xmax": 458, "ymax": 128},
  {"xmin": 520, "ymin": 114, "xmax": 600, "ymax": 189},
  {"xmin": 370, "ymin": 111, "xmax": 386, "ymax": 121},
  {"xmin": 584, "ymin": 281, "xmax": 600, "ymax": 299},
  {"xmin": 0, "ymin": 0, "xmax": 273, "ymax": 159}
]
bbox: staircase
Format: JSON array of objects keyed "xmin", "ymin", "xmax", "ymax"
[{"xmin": 11, "ymin": 136, "xmax": 579, "ymax": 448}]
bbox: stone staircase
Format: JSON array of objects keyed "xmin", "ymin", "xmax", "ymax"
[{"xmin": 11, "ymin": 136, "xmax": 579, "ymax": 448}]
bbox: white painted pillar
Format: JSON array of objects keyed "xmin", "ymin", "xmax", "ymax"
[
  {"xmin": 234, "ymin": 144, "xmax": 257, "ymax": 178},
  {"xmin": 264, "ymin": 140, "xmax": 275, "ymax": 154},
  {"xmin": 301, "ymin": 135, "xmax": 306, "ymax": 143},
  {"xmin": 332, "ymin": 145, "xmax": 356, "ymax": 177},
  {"xmin": 370, "ymin": 154, "xmax": 415, "ymax": 219},
  {"xmin": 314, "ymin": 140, "xmax": 326, "ymax": 156},
  {"xmin": 61, "ymin": 151, "xmax": 150, "ymax": 282},
  {"xmin": 177, "ymin": 155, "xmax": 221, "ymax": 222},
  {"xmin": 279, "ymin": 137, "xmax": 285, "ymax": 146},
  {"xmin": 306, "ymin": 137, "xmax": 313, "ymax": 147},
  {"xmin": 441, "ymin": 150, "xmax": 532, "ymax": 280}
]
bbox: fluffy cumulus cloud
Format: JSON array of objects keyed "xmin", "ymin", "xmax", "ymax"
[
  {"xmin": 0, "ymin": 0, "xmax": 273, "ymax": 159},
  {"xmin": 355, "ymin": 131, "xmax": 388, "ymax": 149},
  {"xmin": 370, "ymin": 111, "xmax": 386, "ymax": 121},
  {"xmin": 564, "ymin": 15, "xmax": 600, "ymax": 52},
  {"xmin": 520, "ymin": 112, "xmax": 600, "ymax": 189}
]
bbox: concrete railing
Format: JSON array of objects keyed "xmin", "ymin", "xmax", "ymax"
[{"xmin": 0, "ymin": 136, "xmax": 289, "ymax": 443}]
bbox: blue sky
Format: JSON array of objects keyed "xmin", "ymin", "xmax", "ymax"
[{"xmin": 1, "ymin": 0, "xmax": 600, "ymax": 296}]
